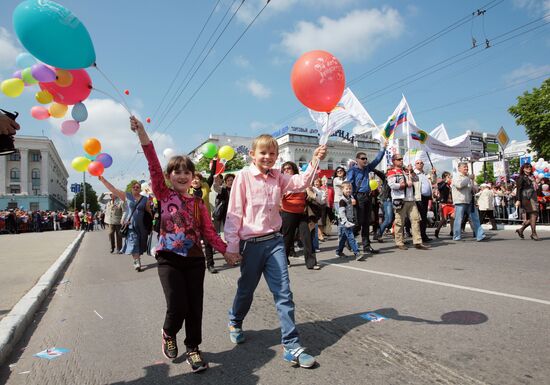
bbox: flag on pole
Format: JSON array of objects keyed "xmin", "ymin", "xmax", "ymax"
[
  {"xmin": 407, "ymin": 122, "xmax": 472, "ymax": 159},
  {"xmin": 309, "ymin": 88, "xmax": 377, "ymax": 144}
]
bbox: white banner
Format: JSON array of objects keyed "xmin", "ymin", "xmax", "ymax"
[
  {"xmin": 309, "ymin": 88, "xmax": 377, "ymax": 145},
  {"xmin": 408, "ymin": 123, "xmax": 472, "ymax": 158}
]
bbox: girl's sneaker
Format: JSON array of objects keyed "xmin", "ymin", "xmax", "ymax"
[
  {"xmin": 161, "ymin": 329, "xmax": 178, "ymax": 359},
  {"xmin": 228, "ymin": 325, "xmax": 244, "ymax": 344},
  {"xmin": 283, "ymin": 347, "xmax": 316, "ymax": 368},
  {"xmin": 133, "ymin": 258, "xmax": 141, "ymax": 272},
  {"xmin": 186, "ymin": 348, "xmax": 208, "ymax": 373}
]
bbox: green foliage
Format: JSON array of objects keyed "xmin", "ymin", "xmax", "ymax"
[
  {"xmin": 69, "ymin": 182, "xmax": 100, "ymax": 212},
  {"xmin": 508, "ymin": 78, "xmax": 550, "ymax": 159},
  {"xmin": 475, "ymin": 162, "xmax": 496, "ymax": 185},
  {"xmin": 508, "ymin": 157, "xmax": 520, "ymax": 175},
  {"xmin": 195, "ymin": 153, "xmax": 247, "ymax": 173}
]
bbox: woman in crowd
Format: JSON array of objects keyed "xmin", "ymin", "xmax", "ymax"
[
  {"xmin": 332, "ymin": 167, "xmax": 346, "ymax": 215},
  {"xmin": 212, "ymin": 173, "xmax": 235, "ymax": 234},
  {"xmin": 280, "ymin": 161, "xmax": 319, "ymax": 270},
  {"xmin": 99, "ymin": 177, "xmax": 152, "ymax": 271},
  {"xmin": 477, "ymin": 184, "xmax": 497, "ymax": 230},
  {"xmin": 435, "ymin": 171, "xmax": 454, "ymax": 238},
  {"xmin": 515, "ymin": 163, "xmax": 540, "ymax": 241}
]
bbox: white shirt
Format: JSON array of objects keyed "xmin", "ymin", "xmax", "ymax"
[{"xmin": 414, "ymin": 169, "xmax": 432, "ymax": 197}]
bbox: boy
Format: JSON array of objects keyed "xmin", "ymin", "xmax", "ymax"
[
  {"xmin": 224, "ymin": 134, "xmax": 327, "ymax": 369},
  {"xmin": 335, "ymin": 181, "xmax": 361, "ymax": 260}
]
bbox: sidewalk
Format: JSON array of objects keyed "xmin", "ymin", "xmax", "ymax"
[{"xmin": 0, "ymin": 230, "xmax": 84, "ymax": 366}]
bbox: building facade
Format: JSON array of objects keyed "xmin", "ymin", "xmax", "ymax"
[
  {"xmin": 188, "ymin": 126, "xmax": 385, "ymax": 173},
  {"xmin": 0, "ymin": 135, "xmax": 69, "ymax": 211}
]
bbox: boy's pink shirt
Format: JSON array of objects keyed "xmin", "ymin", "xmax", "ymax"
[{"xmin": 223, "ymin": 161, "xmax": 317, "ymax": 253}]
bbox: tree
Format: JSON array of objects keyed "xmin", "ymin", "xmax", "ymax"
[
  {"xmin": 69, "ymin": 182, "xmax": 100, "ymax": 213},
  {"xmin": 195, "ymin": 153, "xmax": 247, "ymax": 174},
  {"xmin": 475, "ymin": 162, "xmax": 495, "ymax": 185},
  {"xmin": 508, "ymin": 78, "xmax": 550, "ymax": 159},
  {"xmin": 507, "ymin": 157, "xmax": 520, "ymax": 175}
]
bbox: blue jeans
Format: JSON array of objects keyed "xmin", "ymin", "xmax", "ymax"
[
  {"xmin": 378, "ymin": 200, "xmax": 394, "ymax": 237},
  {"xmin": 454, "ymin": 204, "xmax": 485, "ymax": 241},
  {"xmin": 312, "ymin": 224, "xmax": 319, "ymax": 250},
  {"xmin": 229, "ymin": 235, "xmax": 301, "ymax": 349},
  {"xmin": 336, "ymin": 226, "xmax": 359, "ymax": 254}
]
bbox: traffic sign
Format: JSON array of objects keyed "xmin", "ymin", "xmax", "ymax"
[
  {"xmin": 70, "ymin": 183, "xmax": 81, "ymax": 193},
  {"xmin": 496, "ymin": 126, "xmax": 510, "ymax": 148},
  {"xmin": 478, "ymin": 155, "xmax": 500, "ymax": 162},
  {"xmin": 520, "ymin": 155, "xmax": 532, "ymax": 166}
]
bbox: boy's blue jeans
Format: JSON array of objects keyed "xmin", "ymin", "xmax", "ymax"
[
  {"xmin": 378, "ymin": 200, "xmax": 394, "ymax": 237},
  {"xmin": 336, "ymin": 225, "xmax": 359, "ymax": 254},
  {"xmin": 228, "ymin": 235, "xmax": 301, "ymax": 349}
]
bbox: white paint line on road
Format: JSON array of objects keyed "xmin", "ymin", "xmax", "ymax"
[
  {"xmin": 320, "ymin": 262, "xmax": 550, "ymax": 306},
  {"xmin": 93, "ymin": 310, "xmax": 104, "ymax": 319}
]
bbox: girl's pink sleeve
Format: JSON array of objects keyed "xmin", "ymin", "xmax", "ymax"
[
  {"xmin": 142, "ymin": 142, "xmax": 169, "ymax": 200},
  {"xmin": 198, "ymin": 199, "xmax": 227, "ymax": 254}
]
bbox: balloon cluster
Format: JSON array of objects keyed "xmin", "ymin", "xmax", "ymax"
[
  {"xmin": 533, "ymin": 158, "xmax": 550, "ymax": 178},
  {"xmin": 200, "ymin": 143, "xmax": 235, "ymax": 175},
  {"xmin": 1, "ymin": 0, "xmax": 96, "ymax": 134},
  {"xmin": 1, "ymin": 52, "xmax": 92, "ymax": 136},
  {"xmin": 71, "ymin": 138, "xmax": 113, "ymax": 176}
]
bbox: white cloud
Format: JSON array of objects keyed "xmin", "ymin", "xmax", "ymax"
[
  {"xmin": 455, "ymin": 119, "xmax": 481, "ymax": 133},
  {"xmin": 239, "ymin": 79, "xmax": 272, "ymax": 99},
  {"xmin": 233, "ymin": 54, "xmax": 251, "ymax": 68},
  {"xmin": 48, "ymin": 98, "xmax": 176, "ymax": 193},
  {"xmin": 513, "ymin": 0, "xmax": 550, "ymax": 15},
  {"xmin": 235, "ymin": 0, "xmax": 358, "ymax": 24},
  {"xmin": 280, "ymin": 8, "xmax": 404, "ymax": 61},
  {"xmin": 0, "ymin": 27, "xmax": 21, "ymax": 72},
  {"xmin": 504, "ymin": 63, "xmax": 550, "ymax": 85}
]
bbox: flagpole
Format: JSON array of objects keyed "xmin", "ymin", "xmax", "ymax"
[
  {"xmin": 312, "ymin": 112, "xmax": 330, "ymax": 177},
  {"xmin": 426, "ymin": 152, "xmax": 434, "ymax": 169}
]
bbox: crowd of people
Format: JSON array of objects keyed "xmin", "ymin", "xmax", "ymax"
[{"xmin": 0, "ymin": 209, "xmax": 76, "ymax": 233}]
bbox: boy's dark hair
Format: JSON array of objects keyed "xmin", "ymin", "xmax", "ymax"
[
  {"xmin": 193, "ymin": 172, "xmax": 203, "ymax": 180},
  {"xmin": 224, "ymin": 173, "xmax": 235, "ymax": 182}
]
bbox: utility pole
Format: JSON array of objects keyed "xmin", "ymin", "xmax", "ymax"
[{"xmin": 82, "ymin": 172, "xmax": 87, "ymax": 212}]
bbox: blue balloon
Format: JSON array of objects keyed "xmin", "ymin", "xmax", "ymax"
[
  {"xmin": 301, "ymin": 164, "xmax": 308, "ymax": 172},
  {"xmin": 96, "ymin": 153, "xmax": 113, "ymax": 168},
  {"xmin": 13, "ymin": 0, "xmax": 96, "ymax": 69},
  {"xmin": 71, "ymin": 102, "xmax": 88, "ymax": 122},
  {"xmin": 15, "ymin": 52, "xmax": 36, "ymax": 69},
  {"xmin": 85, "ymin": 153, "xmax": 96, "ymax": 161}
]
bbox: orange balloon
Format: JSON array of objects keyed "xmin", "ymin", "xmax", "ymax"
[
  {"xmin": 290, "ymin": 50, "xmax": 345, "ymax": 112},
  {"xmin": 83, "ymin": 138, "xmax": 101, "ymax": 156},
  {"xmin": 55, "ymin": 69, "xmax": 73, "ymax": 87}
]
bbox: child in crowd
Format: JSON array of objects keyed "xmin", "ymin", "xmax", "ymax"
[
  {"xmin": 130, "ymin": 116, "xmax": 228, "ymax": 373},
  {"xmin": 335, "ymin": 181, "xmax": 361, "ymax": 259},
  {"xmin": 224, "ymin": 134, "xmax": 327, "ymax": 369}
]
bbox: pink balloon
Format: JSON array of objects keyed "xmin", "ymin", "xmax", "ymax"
[
  {"xmin": 39, "ymin": 68, "xmax": 92, "ymax": 105},
  {"xmin": 30, "ymin": 106, "xmax": 50, "ymax": 120},
  {"xmin": 61, "ymin": 120, "xmax": 80, "ymax": 136}
]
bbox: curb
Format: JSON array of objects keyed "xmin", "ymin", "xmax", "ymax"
[{"xmin": 0, "ymin": 231, "xmax": 85, "ymax": 366}]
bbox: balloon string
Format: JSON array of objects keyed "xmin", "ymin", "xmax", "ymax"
[
  {"xmin": 312, "ymin": 112, "xmax": 330, "ymax": 177},
  {"xmin": 92, "ymin": 64, "xmax": 132, "ymax": 115}
]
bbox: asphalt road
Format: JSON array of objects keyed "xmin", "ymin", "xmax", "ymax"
[{"xmin": 1, "ymin": 228, "xmax": 549, "ymax": 385}]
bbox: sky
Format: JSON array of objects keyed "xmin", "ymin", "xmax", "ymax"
[{"xmin": 1, "ymin": 0, "xmax": 549, "ymax": 196}]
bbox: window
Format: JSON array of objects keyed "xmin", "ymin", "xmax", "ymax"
[
  {"xmin": 327, "ymin": 158, "xmax": 334, "ymax": 170},
  {"xmin": 8, "ymin": 151, "xmax": 20, "ymax": 161},
  {"xmin": 32, "ymin": 188, "xmax": 41, "ymax": 195},
  {"xmin": 10, "ymin": 168, "xmax": 20, "ymax": 181},
  {"xmin": 298, "ymin": 156, "xmax": 307, "ymax": 169},
  {"xmin": 341, "ymin": 158, "xmax": 348, "ymax": 168},
  {"xmin": 9, "ymin": 185, "xmax": 20, "ymax": 194},
  {"xmin": 32, "ymin": 168, "xmax": 40, "ymax": 179},
  {"xmin": 31, "ymin": 153, "xmax": 41, "ymax": 162}
]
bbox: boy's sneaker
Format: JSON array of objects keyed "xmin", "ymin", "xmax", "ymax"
[
  {"xmin": 228, "ymin": 325, "xmax": 244, "ymax": 344},
  {"xmin": 283, "ymin": 347, "xmax": 316, "ymax": 368},
  {"xmin": 186, "ymin": 348, "xmax": 208, "ymax": 373},
  {"xmin": 161, "ymin": 329, "xmax": 178, "ymax": 359},
  {"xmin": 355, "ymin": 252, "xmax": 366, "ymax": 261},
  {"xmin": 133, "ymin": 258, "xmax": 141, "ymax": 272},
  {"xmin": 335, "ymin": 251, "xmax": 345, "ymax": 258}
]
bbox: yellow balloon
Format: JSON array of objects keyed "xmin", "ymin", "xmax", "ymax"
[
  {"xmin": 35, "ymin": 90, "xmax": 53, "ymax": 104},
  {"xmin": 55, "ymin": 69, "xmax": 73, "ymax": 87},
  {"xmin": 49, "ymin": 103, "xmax": 68, "ymax": 118},
  {"xmin": 369, "ymin": 179, "xmax": 379, "ymax": 190},
  {"xmin": 1, "ymin": 78, "xmax": 25, "ymax": 98},
  {"xmin": 71, "ymin": 156, "xmax": 91, "ymax": 172},
  {"xmin": 218, "ymin": 145, "xmax": 235, "ymax": 161}
]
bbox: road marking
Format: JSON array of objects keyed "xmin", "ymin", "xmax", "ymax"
[
  {"xmin": 320, "ymin": 262, "xmax": 550, "ymax": 306},
  {"xmin": 94, "ymin": 310, "xmax": 104, "ymax": 319}
]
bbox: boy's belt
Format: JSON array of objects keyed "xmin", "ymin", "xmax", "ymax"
[{"xmin": 245, "ymin": 232, "xmax": 281, "ymax": 243}]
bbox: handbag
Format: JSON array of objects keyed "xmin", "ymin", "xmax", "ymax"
[
  {"xmin": 392, "ymin": 199, "xmax": 403, "ymax": 209},
  {"xmin": 121, "ymin": 196, "xmax": 144, "ymax": 238}
]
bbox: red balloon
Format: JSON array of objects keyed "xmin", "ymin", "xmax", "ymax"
[
  {"xmin": 124, "ymin": 89, "xmax": 130, "ymax": 95},
  {"xmin": 210, "ymin": 160, "xmax": 225, "ymax": 175},
  {"xmin": 87, "ymin": 161, "xmax": 104, "ymax": 176},
  {"xmin": 146, "ymin": 117, "xmax": 151, "ymax": 123},
  {"xmin": 290, "ymin": 50, "xmax": 345, "ymax": 112},
  {"xmin": 39, "ymin": 69, "xmax": 92, "ymax": 105}
]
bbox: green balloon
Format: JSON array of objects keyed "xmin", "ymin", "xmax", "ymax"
[
  {"xmin": 21, "ymin": 67, "xmax": 38, "ymax": 84},
  {"xmin": 201, "ymin": 142, "xmax": 218, "ymax": 158}
]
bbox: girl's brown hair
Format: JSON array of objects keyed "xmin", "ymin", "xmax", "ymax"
[{"xmin": 166, "ymin": 156, "xmax": 195, "ymax": 175}]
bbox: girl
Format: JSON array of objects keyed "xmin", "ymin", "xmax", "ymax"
[{"xmin": 129, "ymin": 116, "xmax": 228, "ymax": 372}]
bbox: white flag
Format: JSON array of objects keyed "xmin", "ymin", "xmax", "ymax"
[
  {"xmin": 408, "ymin": 123, "xmax": 472, "ymax": 158},
  {"xmin": 309, "ymin": 88, "xmax": 377, "ymax": 145}
]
